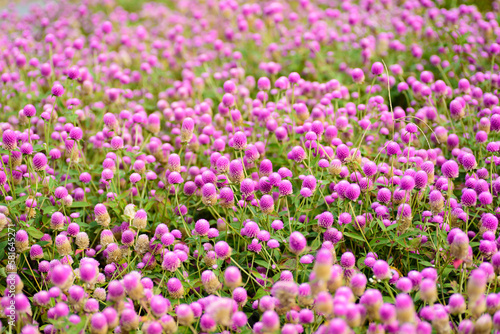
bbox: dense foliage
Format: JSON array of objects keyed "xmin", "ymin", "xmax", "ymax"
[{"xmin": 1, "ymin": 0, "xmax": 500, "ymax": 333}]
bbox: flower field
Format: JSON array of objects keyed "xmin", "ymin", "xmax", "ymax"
[{"xmin": 2, "ymin": 0, "xmax": 500, "ymax": 333}]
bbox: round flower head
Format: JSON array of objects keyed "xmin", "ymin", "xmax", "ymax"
[
  {"xmin": 461, "ymin": 189, "xmax": 477, "ymax": 207},
  {"xmin": 396, "ymin": 277, "xmax": 413, "ymax": 293},
  {"xmin": 360, "ymin": 289, "xmax": 383, "ymax": 321},
  {"xmin": 167, "ymin": 154, "xmax": 181, "ymax": 172},
  {"xmin": 51, "ymin": 264, "xmax": 74, "ymax": 289},
  {"xmin": 162, "ymin": 252, "xmax": 180, "ymax": 272},
  {"xmin": 195, "ymin": 219, "xmax": 210, "ymax": 236},
  {"xmin": 240, "ymin": 178, "xmax": 255, "ymax": 197},
  {"xmin": 131, "ymin": 209, "xmax": 148, "ymax": 230},
  {"xmin": 215, "ymin": 241, "xmax": 232, "ymax": 259},
  {"xmin": 224, "ymin": 266, "xmax": 242, "ymax": 289},
  {"xmin": 328, "ymin": 159, "xmax": 343, "ymax": 175},
  {"xmin": 261, "ymin": 310, "xmax": 280, "ymax": 332},
  {"xmin": 94, "ymin": 204, "xmax": 110, "ymax": 227},
  {"xmin": 461, "ymin": 153, "xmax": 477, "ymax": 171},
  {"xmin": 176, "ymin": 304, "xmax": 194, "ymax": 326},
  {"xmin": 317, "ymin": 212, "xmax": 334, "ymax": 229},
  {"xmin": 76, "ymin": 232, "xmax": 89, "ymax": 249},
  {"xmin": 201, "ymin": 270, "xmax": 220, "ymax": 294},
  {"xmin": 202, "ymin": 183, "xmax": 217, "ymax": 206},
  {"xmin": 345, "ymin": 184, "xmax": 361, "ymax": 201},
  {"xmin": 441, "ymin": 160, "xmax": 459, "ymax": 178},
  {"xmin": 91, "ymin": 312, "xmax": 108, "ymax": 334},
  {"xmin": 481, "ymin": 213, "xmax": 498, "ymax": 232},
  {"xmin": 52, "ymin": 83, "xmax": 65, "ymax": 97},
  {"xmin": 373, "ymin": 260, "xmax": 391, "ymax": 280},
  {"xmin": 351, "ymin": 68, "xmax": 365, "ymax": 83},
  {"xmin": 289, "ymin": 232, "xmax": 306, "ymax": 255},
  {"xmin": 395, "ymin": 293, "xmax": 415, "ymax": 323},
  {"xmin": 233, "ymin": 131, "xmax": 247, "ymax": 150},
  {"xmin": 448, "ymin": 293, "xmax": 466, "ymax": 315},
  {"xmin": 33, "ymin": 153, "xmax": 48, "ymax": 171},
  {"xmin": 120, "ymin": 308, "xmax": 139, "ymax": 331},
  {"xmin": 291, "ymin": 146, "xmax": 307, "ymax": 162},
  {"xmin": 260, "ymin": 195, "xmax": 274, "ymax": 214},
  {"xmin": 371, "ymin": 62, "xmax": 384, "ymax": 76},
  {"xmin": 16, "ymin": 230, "xmax": 29, "ymax": 252},
  {"xmin": 181, "ymin": 117, "xmax": 195, "ymax": 142},
  {"xmin": 2, "ymin": 130, "xmax": 17, "ymax": 151},
  {"xmin": 30, "ymin": 244, "xmax": 44, "ymax": 260},
  {"xmin": 279, "ymin": 180, "xmax": 293, "ymax": 196},
  {"xmin": 24, "ymin": 104, "xmax": 36, "ymax": 117},
  {"xmin": 377, "ymin": 188, "xmax": 392, "ymax": 203}
]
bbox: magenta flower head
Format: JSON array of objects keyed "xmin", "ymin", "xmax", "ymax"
[
  {"xmin": 257, "ymin": 77, "xmax": 271, "ymax": 90},
  {"xmin": 360, "ymin": 289, "xmax": 383, "ymax": 320},
  {"xmin": 345, "ymin": 184, "xmax": 361, "ymax": 201},
  {"xmin": 33, "ymin": 153, "xmax": 48, "ymax": 171},
  {"xmin": 340, "ymin": 252, "xmax": 356, "ymax": 269},
  {"xmin": 15, "ymin": 230, "xmax": 29, "ymax": 252},
  {"xmin": 162, "ymin": 252, "xmax": 180, "ymax": 273},
  {"xmin": 371, "ymin": 62, "xmax": 384, "ymax": 76},
  {"xmin": 229, "ymin": 159, "xmax": 244, "ymax": 183},
  {"xmin": 461, "ymin": 153, "xmax": 477, "ymax": 171},
  {"xmin": 176, "ymin": 304, "xmax": 194, "ymax": 326},
  {"xmin": 232, "ymin": 131, "xmax": 247, "ymax": 150},
  {"xmin": 396, "ymin": 277, "xmax": 413, "ymax": 293},
  {"xmin": 24, "ymin": 104, "xmax": 36, "ymax": 117},
  {"xmin": 441, "ymin": 160, "xmax": 459, "ymax": 179},
  {"xmin": 317, "ymin": 211, "xmax": 334, "ymax": 229},
  {"xmin": 395, "ymin": 293, "xmax": 415, "ymax": 323},
  {"xmin": 202, "ymin": 183, "xmax": 217, "ymax": 206},
  {"xmin": 279, "ymin": 180, "xmax": 293, "ymax": 196},
  {"xmin": 133, "ymin": 209, "xmax": 148, "ymax": 230},
  {"xmin": 167, "ymin": 154, "xmax": 181, "ymax": 172},
  {"xmin": 224, "ymin": 266, "xmax": 242, "ymax": 289},
  {"xmin": 168, "ymin": 172, "xmax": 183, "ymax": 185},
  {"xmin": 373, "ymin": 260, "xmax": 391, "ymax": 280},
  {"xmin": 481, "ymin": 213, "xmax": 498, "ymax": 232},
  {"xmin": 69, "ymin": 127, "xmax": 83, "ymax": 141},
  {"xmin": 181, "ymin": 117, "xmax": 195, "ymax": 143},
  {"xmin": 195, "ymin": 219, "xmax": 210, "ymax": 236},
  {"xmin": 376, "ymin": 188, "xmax": 391, "ymax": 203},
  {"xmin": 2, "ymin": 130, "xmax": 17, "ymax": 151},
  {"xmin": 30, "ymin": 244, "xmax": 44, "ymax": 260},
  {"xmin": 461, "ymin": 189, "xmax": 477, "ymax": 207},
  {"xmin": 215, "ymin": 241, "xmax": 232, "ymax": 259},
  {"xmin": 290, "ymin": 146, "xmax": 307, "ymax": 162},
  {"xmin": 94, "ymin": 204, "xmax": 110, "ymax": 227},
  {"xmin": 120, "ymin": 308, "xmax": 139, "ymax": 332},
  {"xmin": 351, "ymin": 68, "xmax": 365, "ymax": 83},
  {"xmin": 240, "ymin": 178, "xmax": 255, "ymax": 197},
  {"xmin": 52, "ymin": 83, "xmax": 65, "ymax": 97},
  {"xmin": 219, "ymin": 187, "xmax": 234, "ymax": 208},
  {"xmin": 54, "ymin": 186, "xmax": 68, "ymax": 199},
  {"xmin": 90, "ymin": 313, "xmax": 108, "ymax": 333},
  {"xmin": 260, "ymin": 195, "xmax": 274, "ymax": 214},
  {"xmin": 51, "ymin": 264, "xmax": 74, "ymax": 289},
  {"xmin": 289, "ymin": 231, "xmax": 307, "ymax": 255},
  {"xmin": 200, "ymin": 314, "xmax": 216, "ymax": 332},
  {"xmin": 448, "ymin": 293, "xmax": 466, "ymax": 315}
]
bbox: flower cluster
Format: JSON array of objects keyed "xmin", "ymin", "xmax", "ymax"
[{"xmin": 1, "ymin": 0, "xmax": 500, "ymax": 333}]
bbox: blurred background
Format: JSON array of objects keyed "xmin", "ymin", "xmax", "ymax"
[{"xmin": 0, "ymin": 0, "xmax": 497, "ymax": 14}]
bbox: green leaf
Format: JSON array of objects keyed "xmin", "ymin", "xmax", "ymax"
[
  {"xmin": 255, "ymin": 260, "xmax": 269, "ymax": 269},
  {"xmin": 254, "ymin": 288, "xmax": 267, "ymax": 299},
  {"xmin": 26, "ymin": 227, "xmax": 44, "ymax": 239},
  {"xmin": 343, "ymin": 231, "xmax": 365, "ymax": 242},
  {"xmin": 72, "ymin": 202, "xmax": 90, "ymax": 208}
]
